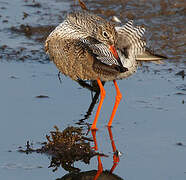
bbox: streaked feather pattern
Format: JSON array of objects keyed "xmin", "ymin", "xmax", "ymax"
[
  {"xmin": 77, "ymin": 19, "xmax": 147, "ymax": 68},
  {"xmin": 79, "ymin": 38, "xmax": 120, "ymax": 66},
  {"xmin": 45, "ymin": 11, "xmax": 166, "ymax": 82},
  {"xmin": 116, "ymin": 20, "xmax": 146, "ymax": 59}
]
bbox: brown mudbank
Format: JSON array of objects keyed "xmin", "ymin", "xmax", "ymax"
[
  {"xmin": 10, "ymin": 24, "xmax": 55, "ymax": 42},
  {"xmin": 58, "ymin": 170, "xmax": 123, "ymax": 180}
]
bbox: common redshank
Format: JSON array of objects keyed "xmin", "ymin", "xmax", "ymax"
[{"xmin": 45, "ymin": 11, "xmax": 165, "ymax": 130}]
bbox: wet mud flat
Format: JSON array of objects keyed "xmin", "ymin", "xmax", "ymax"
[{"xmin": 0, "ymin": 0, "xmax": 186, "ymax": 180}]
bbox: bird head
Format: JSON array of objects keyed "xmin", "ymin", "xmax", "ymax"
[{"xmin": 96, "ymin": 23, "xmax": 119, "ymax": 60}]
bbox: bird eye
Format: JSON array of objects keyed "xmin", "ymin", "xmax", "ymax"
[{"xmin": 103, "ymin": 31, "xmax": 109, "ymax": 38}]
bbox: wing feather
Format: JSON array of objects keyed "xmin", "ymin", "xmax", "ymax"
[
  {"xmin": 79, "ymin": 38, "xmax": 120, "ymax": 66},
  {"xmin": 116, "ymin": 20, "xmax": 146, "ymax": 58},
  {"xmin": 116, "ymin": 21, "xmax": 167, "ymax": 62}
]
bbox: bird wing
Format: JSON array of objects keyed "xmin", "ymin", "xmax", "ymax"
[
  {"xmin": 116, "ymin": 21, "xmax": 167, "ymax": 62},
  {"xmin": 115, "ymin": 20, "xmax": 146, "ymax": 58},
  {"xmin": 79, "ymin": 38, "xmax": 121, "ymax": 66}
]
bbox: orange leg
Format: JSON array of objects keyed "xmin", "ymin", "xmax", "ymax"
[
  {"xmin": 91, "ymin": 79, "xmax": 106, "ymax": 130},
  {"xmin": 94, "ymin": 155, "xmax": 103, "ymax": 180},
  {"xmin": 107, "ymin": 127, "xmax": 116, "ymax": 153},
  {"xmin": 91, "ymin": 130, "xmax": 98, "ymax": 151},
  {"xmin": 91, "ymin": 130, "xmax": 103, "ymax": 180},
  {"xmin": 108, "ymin": 80, "xmax": 122, "ymax": 127},
  {"xmin": 107, "ymin": 127, "xmax": 120, "ymax": 173}
]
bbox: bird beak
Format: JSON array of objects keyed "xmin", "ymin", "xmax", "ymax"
[
  {"xmin": 109, "ymin": 45, "xmax": 128, "ymax": 73},
  {"xmin": 109, "ymin": 45, "xmax": 119, "ymax": 60}
]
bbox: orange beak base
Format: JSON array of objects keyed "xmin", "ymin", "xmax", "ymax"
[{"xmin": 109, "ymin": 45, "xmax": 119, "ymax": 60}]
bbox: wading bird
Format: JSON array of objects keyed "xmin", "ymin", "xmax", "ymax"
[{"xmin": 45, "ymin": 11, "xmax": 165, "ymax": 130}]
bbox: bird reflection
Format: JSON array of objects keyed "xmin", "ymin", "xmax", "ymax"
[
  {"xmin": 18, "ymin": 79, "xmax": 123, "ymax": 179},
  {"xmin": 57, "ymin": 74, "xmax": 102, "ymax": 129},
  {"xmin": 90, "ymin": 127, "xmax": 121, "ymax": 180},
  {"xmin": 57, "ymin": 127, "xmax": 123, "ymax": 180},
  {"xmin": 75, "ymin": 79, "xmax": 105, "ymax": 128}
]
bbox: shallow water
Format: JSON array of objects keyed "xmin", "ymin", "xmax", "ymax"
[{"xmin": 0, "ymin": 0, "xmax": 186, "ymax": 180}]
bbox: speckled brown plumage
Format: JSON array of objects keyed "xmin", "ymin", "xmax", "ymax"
[
  {"xmin": 46, "ymin": 37, "xmax": 121, "ymax": 81},
  {"xmin": 45, "ymin": 11, "xmax": 166, "ymax": 82}
]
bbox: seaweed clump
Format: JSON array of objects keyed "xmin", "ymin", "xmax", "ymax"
[
  {"xmin": 44, "ymin": 126, "xmax": 96, "ymax": 172},
  {"xmin": 18, "ymin": 126, "xmax": 97, "ymax": 172}
]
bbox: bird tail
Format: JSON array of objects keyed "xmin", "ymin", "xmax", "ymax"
[{"xmin": 136, "ymin": 48, "xmax": 167, "ymax": 64}]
